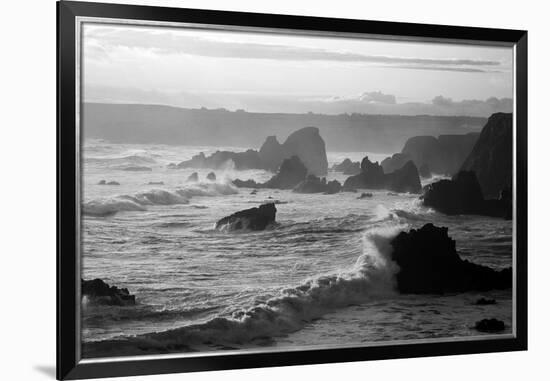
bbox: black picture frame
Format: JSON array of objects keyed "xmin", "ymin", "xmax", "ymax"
[{"xmin": 57, "ymin": 1, "xmax": 528, "ymax": 379}]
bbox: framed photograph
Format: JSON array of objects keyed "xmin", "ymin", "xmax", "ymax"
[{"xmin": 57, "ymin": 1, "xmax": 527, "ymax": 379}]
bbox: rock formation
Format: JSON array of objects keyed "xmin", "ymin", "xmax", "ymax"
[
  {"xmin": 81, "ymin": 278, "xmax": 136, "ymax": 306},
  {"xmin": 344, "ymin": 156, "xmax": 422, "ymax": 194},
  {"xmin": 206, "ymin": 172, "xmax": 216, "ymax": 181},
  {"xmin": 186, "ymin": 172, "xmax": 199, "ymax": 182},
  {"xmin": 475, "ymin": 318, "xmax": 506, "ymax": 333},
  {"xmin": 381, "ymin": 132, "xmax": 479, "ymax": 176},
  {"xmin": 263, "ymin": 156, "xmax": 308, "ymax": 189},
  {"xmin": 215, "ymin": 203, "xmax": 276, "ymax": 231},
  {"xmin": 293, "ymin": 175, "xmax": 342, "ymax": 194},
  {"xmin": 331, "ymin": 158, "xmax": 361, "ymax": 175},
  {"xmin": 390, "ymin": 223, "xmax": 512, "ymax": 294},
  {"xmin": 423, "ymin": 171, "xmax": 511, "ymax": 219},
  {"xmin": 460, "ymin": 113, "xmax": 513, "ymax": 198},
  {"xmin": 174, "ymin": 127, "xmax": 328, "ymax": 176}
]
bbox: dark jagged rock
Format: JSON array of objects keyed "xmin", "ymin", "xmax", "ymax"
[
  {"xmin": 293, "ymin": 175, "xmax": 342, "ymax": 194},
  {"xmin": 358, "ymin": 192, "xmax": 373, "ymax": 199},
  {"xmin": 186, "ymin": 172, "xmax": 199, "ymax": 182},
  {"xmin": 475, "ymin": 297, "xmax": 497, "ymax": 305},
  {"xmin": 258, "ymin": 136, "xmax": 284, "ymax": 172},
  {"xmin": 460, "ymin": 113, "xmax": 513, "ymax": 198},
  {"xmin": 381, "ymin": 153, "xmax": 412, "ymax": 174},
  {"xmin": 423, "ymin": 171, "xmax": 511, "ymax": 219},
  {"xmin": 215, "ymin": 203, "xmax": 276, "ymax": 231},
  {"xmin": 344, "ymin": 157, "xmax": 421, "ymax": 193},
  {"xmin": 206, "ymin": 172, "xmax": 216, "ymax": 181},
  {"xmin": 332, "ymin": 158, "xmax": 361, "ymax": 175},
  {"xmin": 81, "ymin": 278, "xmax": 136, "ymax": 306},
  {"xmin": 121, "ymin": 166, "xmax": 152, "ymax": 172},
  {"xmin": 475, "ymin": 318, "xmax": 506, "ymax": 332},
  {"xmin": 390, "ymin": 223, "xmax": 512, "ymax": 294},
  {"xmin": 263, "ymin": 156, "xmax": 308, "ymax": 189}
]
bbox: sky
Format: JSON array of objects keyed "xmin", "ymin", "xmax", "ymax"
[{"xmin": 82, "ymin": 22, "xmax": 514, "ymax": 117}]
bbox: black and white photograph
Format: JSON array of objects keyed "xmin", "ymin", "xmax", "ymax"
[{"xmin": 77, "ymin": 20, "xmax": 516, "ymax": 359}]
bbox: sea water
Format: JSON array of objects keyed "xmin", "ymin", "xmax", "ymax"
[{"xmin": 80, "ymin": 140, "xmax": 513, "ymax": 357}]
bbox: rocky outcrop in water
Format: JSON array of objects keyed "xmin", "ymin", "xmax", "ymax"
[
  {"xmin": 344, "ymin": 157, "xmax": 422, "ymax": 193},
  {"xmin": 176, "ymin": 150, "xmax": 263, "ymax": 171},
  {"xmin": 381, "ymin": 132, "xmax": 479, "ymax": 176},
  {"xmin": 293, "ymin": 175, "xmax": 342, "ymax": 194},
  {"xmin": 423, "ymin": 171, "xmax": 511, "ymax": 219},
  {"xmin": 390, "ymin": 223, "xmax": 512, "ymax": 294},
  {"xmin": 460, "ymin": 113, "xmax": 513, "ymax": 198},
  {"xmin": 331, "ymin": 158, "xmax": 361, "ymax": 175},
  {"xmin": 206, "ymin": 172, "xmax": 216, "ymax": 181},
  {"xmin": 263, "ymin": 156, "xmax": 308, "ymax": 189},
  {"xmin": 215, "ymin": 203, "xmax": 276, "ymax": 231},
  {"xmin": 174, "ymin": 127, "xmax": 328, "ymax": 176},
  {"xmin": 98, "ymin": 180, "xmax": 120, "ymax": 185},
  {"xmin": 475, "ymin": 318, "xmax": 506, "ymax": 332},
  {"xmin": 81, "ymin": 278, "xmax": 136, "ymax": 306},
  {"xmin": 186, "ymin": 172, "xmax": 199, "ymax": 182}
]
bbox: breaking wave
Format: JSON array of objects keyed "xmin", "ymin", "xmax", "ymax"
[{"xmin": 83, "ymin": 223, "xmax": 407, "ymax": 353}]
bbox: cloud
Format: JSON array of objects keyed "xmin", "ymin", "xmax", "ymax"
[{"xmin": 84, "ymin": 27, "xmax": 503, "ymax": 72}]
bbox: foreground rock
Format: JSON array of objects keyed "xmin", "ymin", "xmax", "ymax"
[
  {"xmin": 293, "ymin": 175, "xmax": 342, "ymax": 194},
  {"xmin": 81, "ymin": 278, "xmax": 136, "ymax": 306},
  {"xmin": 475, "ymin": 318, "xmax": 506, "ymax": 333},
  {"xmin": 423, "ymin": 171, "xmax": 511, "ymax": 219},
  {"xmin": 215, "ymin": 203, "xmax": 276, "ymax": 231},
  {"xmin": 390, "ymin": 223, "xmax": 511, "ymax": 294},
  {"xmin": 344, "ymin": 156, "xmax": 422, "ymax": 193},
  {"xmin": 175, "ymin": 127, "xmax": 328, "ymax": 176},
  {"xmin": 331, "ymin": 158, "xmax": 361, "ymax": 175},
  {"xmin": 460, "ymin": 113, "xmax": 512, "ymax": 198}
]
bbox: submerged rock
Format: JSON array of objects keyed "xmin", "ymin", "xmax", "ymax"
[
  {"xmin": 215, "ymin": 203, "xmax": 276, "ymax": 231},
  {"xmin": 81, "ymin": 278, "xmax": 136, "ymax": 306},
  {"xmin": 344, "ymin": 157, "xmax": 421, "ymax": 193},
  {"xmin": 121, "ymin": 166, "xmax": 152, "ymax": 172},
  {"xmin": 186, "ymin": 172, "xmax": 199, "ymax": 182},
  {"xmin": 390, "ymin": 223, "xmax": 512, "ymax": 294},
  {"xmin": 358, "ymin": 192, "xmax": 373, "ymax": 199},
  {"xmin": 475, "ymin": 297, "xmax": 497, "ymax": 305},
  {"xmin": 475, "ymin": 318, "xmax": 506, "ymax": 332},
  {"xmin": 423, "ymin": 171, "xmax": 511, "ymax": 219},
  {"xmin": 206, "ymin": 172, "xmax": 216, "ymax": 181}
]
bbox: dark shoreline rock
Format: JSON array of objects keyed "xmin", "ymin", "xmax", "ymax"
[
  {"xmin": 344, "ymin": 156, "xmax": 421, "ymax": 194},
  {"xmin": 475, "ymin": 318, "xmax": 505, "ymax": 333},
  {"xmin": 215, "ymin": 203, "xmax": 276, "ymax": 231},
  {"xmin": 423, "ymin": 171, "xmax": 511, "ymax": 219},
  {"xmin": 390, "ymin": 223, "xmax": 511, "ymax": 294},
  {"xmin": 460, "ymin": 113, "xmax": 512, "ymax": 198},
  {"xmin": 81, "ymin": 278, "xmax": 136, "ymax": 306}
]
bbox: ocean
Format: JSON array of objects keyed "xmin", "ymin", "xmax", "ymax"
[{"xmin": 80, "ymin": 140, "xmax": 513, "ymax": 357}]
